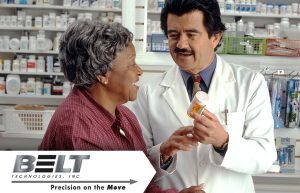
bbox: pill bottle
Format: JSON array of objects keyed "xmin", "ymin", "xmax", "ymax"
[
  {"xmin": 37, "ymin": 56, "xmax": 45, "ymax": 72},
  {"xmin": 0, "ymin": 76, "xmax": 5, "ymax": 94},
  {"xmin": 27, "ymin": 55, "xmax": 36, "ymax": 72},
  {"xmin": 63, "ymin": 81, "xmax": 71, "ymax": 96},
  {"xmin": 6, "ymin": 74, "xmax": 21, "ymax": 95},
  {"xmin": 12, "ymin": 59, "xmax": 20, "ymax": 72},
  {"xmin": 43, "ymin": 78, "xmax": 52, "ymax": 95},
  {"xmin": 26, "ymin": 77, "xmax": 35, "ymax": 95},
  {"xmin": 52, "ymin": 77, "xmax": 63, "ymax": 95},
  {"xmin": 187, "ymin": 91, "xmax": 209, "ymax": 116},
  {"xmin": 35, "ymin": 78, "xmax": 43, "ymax": 95}
]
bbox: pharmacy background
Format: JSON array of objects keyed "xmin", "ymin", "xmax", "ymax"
[{"xmin": 0, "ymin": 0, "xmax": 300, "ymax": 193}]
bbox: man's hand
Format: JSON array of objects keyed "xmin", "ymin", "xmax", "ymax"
[
  {"xmin": 179, "ymin": 184, "xmax": 205, "ymax": 193},
  {"xmin": 189, "ymin": 109, "xmax": 228, "ymax": 148},
  {"xmin": 160, "ymin": 126, "xmax": 198, "ymax": 162}
]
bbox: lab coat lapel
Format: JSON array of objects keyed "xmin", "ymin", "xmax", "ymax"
[
  {"xmin": 161, "ymin": 66, "xmax": 192, "ymax": 126},
  {"xmin": 207, "ymin": 56, "xmax": 236, "ymax": 116}
]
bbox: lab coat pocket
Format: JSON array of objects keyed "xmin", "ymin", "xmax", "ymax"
[{"xmin": 224, "ymin": 112, "xmax": 245, "ymax": 137}]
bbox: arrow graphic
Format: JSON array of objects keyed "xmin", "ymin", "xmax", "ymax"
[
  {"xmin": 2, "ymin": 151, "xmax": 156, "ymax": 192},
  {"xmin": 12, "ymin": 179, "xmax": 138, "ymax": 185}
]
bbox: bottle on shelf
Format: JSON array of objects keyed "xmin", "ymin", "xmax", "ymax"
[
  {"xmin": 90, "ymin": 0, "xmax": 99, "ymax": 8},
  {"xmin": 25, "ymin": 15, "xmax": 32, "ymax": 28},
  {"xmin": 3, "ymin": 36, "xmax": 9, "ymax": 50},
  {"xmin": 0, "ymin": 76, "xmax": 5, "ymax": 94},
  {"xmin": 63, "ymin": 81, "xmax": 71, "ymax": 96},
  {"xmin": 113, "ymin": 15, "xmax": 122, "ymax": 23},
  {"xmin": 218, "ymin": 0, "xmax": 225, "ymax": 12},
  {"xmin": 80, "ymin": 0, "xmax": 90, "ymax": 8},
  {"xmin": 52, "ymin": 76, "xmax": 63, "ymax": 95},
  {"xmin": 29, "ymin": 36, "xmax": 37, "ymax": 51},
  {"xmin": 35, "ymin": 78, "xmax": 43, "ymax": 96},
  {"xmin": 49, "ymin": 13, "xmax": 56, "ymax": 28},
  {"xmin": 11, "ymin": 16, "xmax": 17, "ymax": 27},
  {"xmin": 9, "ymin": 38, "xmax": 20, "ymax": 50},
  {"xmin": 251, "ymin": 0, "xmax": 256, "ymax": 13},
  {"xmin": 37, "ymin": 56, "xmax": 45, "ymax": 72},
  {"xmin": 26, "ymin": 77, "xmax": 36, "ymax": 95},
  {"xmin": 112, "ymin": 0, "xmax": 120, "ymax": 9},
  {"xmin": 20, "ymin": 58, "xmax": 27, "ymax": 72},
  {"xmin": 225, "ymin": 0, "xmax": 234, "ymax": 13},
  {"xmin": 274, "ymin": 23, "xmax": 281, "ymax": 37},
  {"xmin": 36, "ymin": 0, "xmax": 44, "ymax": 5},
  {"xmin": 27, "ymin": 55, "xmax": 36, "ymax": 72},
  {"xmin": 71, "ymin": 0, "xmax": 80, "ymax": 7},
  {"xmin": 0, "ymin": 59, "xmax": 2, "ymax": 71},
  {"xmin": 3, "ymin": 59, "xmax": 11, "ymax": 72},
  {"xmin": 100, "ymin": 12, "xmax": 108, "ymax": 23},
  {"xmin": 46, "ymin": 56, "xmax": 53, "ymax": 73},
  {"xmin": 43, "ymin": 78, "xmax": 52, "ymax": 95},
  {"xmin": 6, "ymin": 74, "xmax": 21, "ymax": 95},
  {"xmin": 237, "ymin": 19, "xmax": 245, "ymax": 36},
  {"xmin": 36, "ymin": 30, "xmax": 46, "ymax": 51},
  {"xmin": 35, "ymin": 16, "xmax": 43, "ymax": 28},
  {"xmin": 246, "ymin": 21, "xmax": 255, "ymax": 36},
  {"xmin": 20, "ymin": 36, "xmax": 29, "ymax": 50},
  {"xmin": 12, "ymin": 59, "xmax": 20, "ymax": 72},
  {"xmin": 157, "ymin": 0, "xmax": 164, "ymax": 11},
  {"xmin": 20, "ymin": 81, "xmax": 27, "ymax": 95},
  {"xmin": 63, "ymin": 0, "xmax": 72, "ymax": 7}
]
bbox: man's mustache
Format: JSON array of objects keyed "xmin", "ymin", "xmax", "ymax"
[{"xmin": 174, "ymin": 47, "xmax": 193, "ymax": 54}]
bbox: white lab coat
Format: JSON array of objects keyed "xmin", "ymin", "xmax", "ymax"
[{"xmin": 131, "ymin": 55, "xmax": 277, "ymax": 193}]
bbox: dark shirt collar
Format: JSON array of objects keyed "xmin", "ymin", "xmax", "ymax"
[{"xmin": 180, "ymin": 55, "xmax": 217, "ymax": 89}]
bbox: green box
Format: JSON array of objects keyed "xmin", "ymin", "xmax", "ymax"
[{"xmin": 226, "ymin": 37, "xmax": 266, "ymax": 55}]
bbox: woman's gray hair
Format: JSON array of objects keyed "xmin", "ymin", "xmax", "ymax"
[{"xmin": 59, "ymin": 20, "xmax": 133, "ymax": 88}]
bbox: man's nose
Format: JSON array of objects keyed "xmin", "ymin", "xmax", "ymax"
[{"xmin": 176, "ymin": 35, "xmax": 189, "ymax": 49}]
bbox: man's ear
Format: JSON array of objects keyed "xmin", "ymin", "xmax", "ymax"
[{"xmin": 211, "ymin": 32, "xmax": 223, "ymax": 50}]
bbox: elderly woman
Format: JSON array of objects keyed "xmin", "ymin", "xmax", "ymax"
[{"xmin": 38, "ymin": 21, "xmax": 204, "ymax": 193}]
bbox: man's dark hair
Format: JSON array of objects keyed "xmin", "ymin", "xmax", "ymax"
[{"xmin": 161, "ymin": 0, "xmax": 226, "ymax": 50}]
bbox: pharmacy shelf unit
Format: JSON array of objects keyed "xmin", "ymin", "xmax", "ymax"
[
  {"xmin": 0, "ymin": 4, "xmax": 122, "ymax": 13},
  {"xmin": 0, "ymin": 1, "xmax": 135, "ymax": 104},
  {"xmin": 0, "ymin": 71, "xmax": 63, "ymax": 76},
  {"xmin": 0, "ymin": 50, "xmax": 58, "ymax": 54},
  {"xmin": 0, "ymin": 94, "xmax": 65, "ymax": 106},
  {"xmin": 148, "ymin": 10, "xmax": 300, "ymax": 19},
  {"xmin": 0, "ymin": 27, "xmax": 66, "ymax": 32}
]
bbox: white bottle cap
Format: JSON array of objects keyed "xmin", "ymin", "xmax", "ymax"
[{"xmin": 194, "ymin": 91, "xmax": 209, "ymax": 106}]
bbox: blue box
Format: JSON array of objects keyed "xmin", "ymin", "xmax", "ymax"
[{"xmin": 150, "ymin": 34, "xmax": 169, "ymax": 52}]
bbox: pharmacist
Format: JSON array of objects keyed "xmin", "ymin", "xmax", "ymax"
[{"xmin": 131, "ymin": 0, "xmax": 277, "ymax": 193}]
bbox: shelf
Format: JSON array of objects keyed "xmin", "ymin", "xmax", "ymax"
[
  {"xmin": 274, "ymin": 128, "xmax": 300, "ymax": 139},
  {"xmin": 0, "ymin": 49, "xmax": 58, "ymax": 54},
  {"xmin": 220, "ymin": 12, "xmax": 300, "ymax": 19},
  {"xmin": 253, "ymin": 171, "xmax": 300, "ymax": 192},
  {"xmin": 0, "ymin": 4, "xmax": 122, "ymax": 12},
  {"xmin": 0, "ymin": 26, "xmax": 66, "ymax": 32},
  {"xmin": 254, "ymin": 171, "xmax": 300, "ymax": 179},
  {"xmin": 148, "ymin": 10, "xmax": 300, "ymax": 19},
  {"xmin": 0, "ymin": 94, "xmax": 65, "ymax": 99},
  {"xmin": 0, "ymin": 94, "xmax": 65, "ymax": 105},
  {"xmin": 137, "ymin": 52, "xmax": 300, "ymax": 72},
  {"xmin": 0, "ymin": 71, "xmax": 64, "ymax": 76},
  {"xmin": 0, "ymin": 132, "xmax": 44, "ymax": 139}
]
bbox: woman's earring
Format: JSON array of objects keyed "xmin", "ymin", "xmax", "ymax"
[{"xmin": 97, "ymin": 77, "xmax": 108, "ymax": 85}]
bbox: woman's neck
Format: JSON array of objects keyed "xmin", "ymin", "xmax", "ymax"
[{"xmin": 88, "ymin": 85, "xmax": 118, "ymax": 118}]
